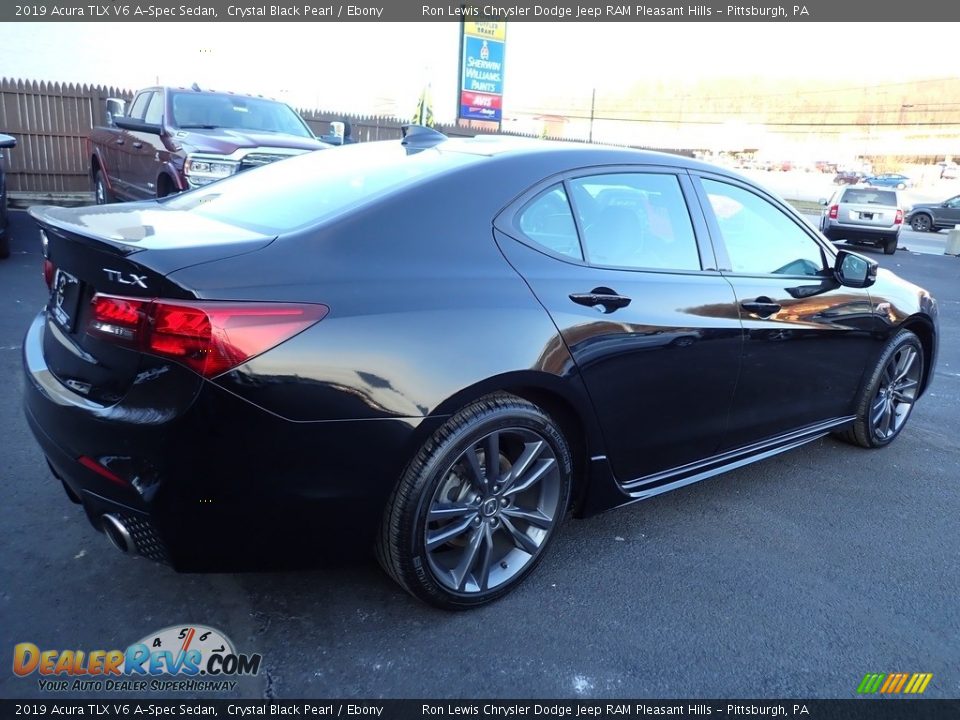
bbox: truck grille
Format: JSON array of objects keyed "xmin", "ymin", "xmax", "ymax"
[{"xmin": 239, "ymin": 153, "xmax": 290, "ymax": 171}]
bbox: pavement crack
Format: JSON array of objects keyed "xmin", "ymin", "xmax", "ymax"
[{"xmin": 263, "ymin": 670, "xmax": 278, "ymax": 700}]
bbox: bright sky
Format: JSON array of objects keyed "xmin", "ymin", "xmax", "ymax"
[{"xmin": 1, "ymin": 22, "xmax": 957, "ymax": 123}]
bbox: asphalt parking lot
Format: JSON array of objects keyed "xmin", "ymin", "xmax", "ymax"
[{"xmin": 1, "ymin": 209, "xmax": 958, "ymax": 700}]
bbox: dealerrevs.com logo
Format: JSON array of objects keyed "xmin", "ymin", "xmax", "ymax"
[{"xmin": 13, "ymin": 624, "xmax": 262, "ymax": 692}]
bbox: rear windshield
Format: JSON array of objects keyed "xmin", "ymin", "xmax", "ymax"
[
  {"xmin": 163, "ymin": 142, "xmax": 477, "ymax": 234},
  {"xmin": 842, "ymin": 189, "xmax": 897, "ymax": 205}
]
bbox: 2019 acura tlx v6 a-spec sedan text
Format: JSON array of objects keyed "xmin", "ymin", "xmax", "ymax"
[{"xmin": 23, "ymin": 129, "xmax": 939, "ymax": 609}]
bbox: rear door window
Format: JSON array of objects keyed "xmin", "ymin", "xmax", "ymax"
[
  {"xmin": 517, "ymin": 184, "xmax": 582, "ymax": 260},
  {"xmin": 143, "ymin": 91, "xmax": 163, "ymax": 125},
  {"xmin": 127, "ymin": 92, "xmax": 151, "ymax": 121},
  {"xmin": 568, "ymin": 173, "xmax": 701, "ymax": 271}
]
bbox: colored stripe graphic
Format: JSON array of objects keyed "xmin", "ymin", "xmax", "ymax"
[
  {"xmin": 880, "ymin": 673, "xmax": 907, "ymax": 693},
  {"xmin": 905, "ymin": 673, "xmax": 933, "ymax": 694},
  {"xmin": 857, "ymin": 674, "xmax": 885, "ymax": 693},
  {"xmin": 857, "ymin": 672, "xmax": 932, "ymax": 694}
]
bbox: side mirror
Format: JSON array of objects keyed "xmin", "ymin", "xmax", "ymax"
[
  {"xmin": 818, "ymin": 198, "xmax": 828, "ymax": 206},
  {"xmin": 105, "ymin": 98, "xmax": 126, "ymax": 127},
  {"xmin": 834, "ymin": 248, "xmax": 877, "ymax": 289},
  {"xmin": 114, "ymin": 117, "xmax": 163, "ymax": 135},
  {"xmin": 0, "ymin": 133, "xmax": 16, "ymax": 149}
]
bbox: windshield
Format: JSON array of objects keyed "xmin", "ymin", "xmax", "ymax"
[{"xmin": 170, "ymin": 92, "xmax": 312, "ymax": 137}]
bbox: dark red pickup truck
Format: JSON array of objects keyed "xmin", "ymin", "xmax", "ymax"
[{"xmin": 88, "ymin": 86, "xmax": 328, "ymax": 203}]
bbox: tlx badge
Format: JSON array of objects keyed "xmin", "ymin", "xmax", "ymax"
[{"xmin": 103, "ymin": 268, "xmax": 148, "ymax": 288}]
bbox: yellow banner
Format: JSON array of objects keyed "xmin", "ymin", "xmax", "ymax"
[{"xmin": 464, "ymin": 21, "xmax": 506, "ymax": 41}]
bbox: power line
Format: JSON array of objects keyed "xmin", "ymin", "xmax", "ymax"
[
  {"xmin": 518, "ymin": 112, "xmax": 960, "ymax": 128},
  {"xmin": 576, "ymin": 76, "xmax": 960, "ymax": 105}
]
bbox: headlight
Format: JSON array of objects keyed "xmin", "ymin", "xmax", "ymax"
[{"xmin": 184, "ymin": 155, "xmax": 239, "ymax": 186}]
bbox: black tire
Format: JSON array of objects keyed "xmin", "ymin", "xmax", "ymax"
[
  {"xmin": 156, "ymin": 175, "xmax": 179, "ymax": 199},
  {"xmin": 93, "ymin": 169, "xmax": 112, "ymax": 205},
  {"xmin": 0, "ymin": 232, "xmax": 9, "ymax": 260},
  {"xmin": 835, "ymin": 330, "xmax": 924, "ymax": 449},
  {"xmin": 909, "ymin": 214, "xmax": 932, "ymax": 232},
  {"xmin": 376, "ymin": 393, "xmax": 572, "ymax": 610},
  {"xmin": 884, "ymin": 237, "xmax": 898, "ymax": 255}
]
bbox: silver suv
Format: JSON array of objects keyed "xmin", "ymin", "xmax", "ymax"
[{"xmin": 819, "ymin": 187, "xmax": 903, "ymax": 255}]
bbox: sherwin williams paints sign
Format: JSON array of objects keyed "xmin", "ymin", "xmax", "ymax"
[{"xmin": 459, "ymin": 21, "xmax": 506, "ymax": 122}]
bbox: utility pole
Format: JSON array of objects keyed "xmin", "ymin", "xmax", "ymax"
[{"xmin": 589, "ymin": 88, "xmax": 596, "ymax": 143}]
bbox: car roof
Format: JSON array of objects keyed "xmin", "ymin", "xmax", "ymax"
[{"xmin": 432, "ymin": 135, "xmax": 728, "ymax": 174}]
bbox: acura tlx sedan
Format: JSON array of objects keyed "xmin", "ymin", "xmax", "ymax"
[{"xmin": 23, "ymin": 129, "xmax": 938, "ymax": 609}]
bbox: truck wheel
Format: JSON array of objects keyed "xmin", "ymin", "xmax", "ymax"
[
  {"xmin": 94, "ymin": 170, "xmax": 113, "ymax": 205},
  {"xmin": 156, "ymin": 175, "xmax": 179, "ymax": 199},
  {"xmin": 884, "ymin": 237, "xmax": 898, "ymax": 255}
]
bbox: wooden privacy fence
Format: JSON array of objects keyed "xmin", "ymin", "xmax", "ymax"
[
  {"xmin": 1, "ymin": 79, "xmax": 133, "ymax": 193},
  {"xmin": 1, "ymin": 77, "xmax": 691, "ymax": 196}
]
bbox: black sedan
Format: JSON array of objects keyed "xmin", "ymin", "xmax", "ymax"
[
  {"xmin": 905, "ymin": 195, "xmax": 960, "ymax": 232},
  {"xmin": 23, "ymin": 131, "xmax": 939, "ymax": 609},
  {"xmin": 0, "ymin": 133, "xmax": 16, "ymax": 259}
]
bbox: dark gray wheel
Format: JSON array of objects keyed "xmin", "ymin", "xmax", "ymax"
[
  {"xmin": 836, "ymin": 330, "xmax": 923, "ymax": 448},
  {"xmin": 156, "ymin": 174, "xmax": 179, "ymax": 199},
  {"xmin": 910, "ymin": 214, "xmax": 932, "ymax": 232},
  {"xmin": 884, "ymin": 237, "xmax": 898, "ymax": 255},
  {"xmin": 93, "ymin": 169, "xmax": 112, "ymax": 205},
  {"xmin": 377, "ymin": 393, "xmax": 572, "ymax": 609}
]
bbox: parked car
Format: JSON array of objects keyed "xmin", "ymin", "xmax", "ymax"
[
  {"xmin": 936, "ymin": 163, "xmax": 959, "ymax": 180},
  {"xmin": 905, "ymin": 195, "xmax": 960, "ymax": 232},
  {"xmin": 88, "ymin": 86, "xmax": 328, "ymax": 203},
  {"xmin": 862, "ymin": 173, "xmax": 911, "ymax": 189},
  {"xmin": 819, "ymin": 186, "xmax": 903, "ymax": 254},
  {"xmin": 24, "ymin": 133, "xmax": 939, "ymax": 609},
  {"xmin": 0, "ymin": 133, "xmax": 16, "ymax": 259},
  {"xmin": 833, "ymin": 170, "xmax": 865, "ymax": 185}
]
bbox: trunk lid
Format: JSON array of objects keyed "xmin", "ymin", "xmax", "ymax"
[
  {"xmin": 838, "ymin": 188, "xmax": 899, "ymax": 228},
  {"xmin": 30, "ymin": 202, "xmax": 275, "ymax": 404}
]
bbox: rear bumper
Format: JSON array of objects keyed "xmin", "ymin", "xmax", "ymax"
[
  {"xmin": 22, "ymin": 311, "xmax": 440, "ymax": 570},
  {"xmin": 823, "ymin": 222, "xmax": 900, "ymax": 243}
]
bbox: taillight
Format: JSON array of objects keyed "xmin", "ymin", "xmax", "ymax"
[
  {"xmin": 90, "ymin": 295, "xmax": 149, "ymax": 342},
  {"xmin": 828, "ymin": 205, "xmax": 839, "ymax": 220},
  {"xmin": 895, "ymin": 209, "xmax": 903, "ymax": 225},
  {"xmin": 77, "ymin": 455, "xmax": 127, "ymax": 487},
  {"xmin": 43, "ymin": 260, "xmax": 55, "ymax": 290},
  {"xmin": 88, "ymin": 294, "xmax": 328, "ymax": 378}
]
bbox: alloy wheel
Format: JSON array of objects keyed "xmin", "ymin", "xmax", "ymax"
[
  {"xmin": 871, "ymin": 345, "xmax": 921, "ymax": 441},
  {"xmin": 423, "ymin": 427, "xmax": 562, "ymax": 595},
  {"xmin": 911, "ymin": 215, "xmax": 931, "ymax": 232}
]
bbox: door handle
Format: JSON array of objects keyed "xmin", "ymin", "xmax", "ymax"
[
  {"xmin": 569, "ymin": 288, "xmax": 632, "ymax": 313},
  {"xmin": 740, "ymin": 296, "xmax": 781, "ymax": 318},
  {"xmin": 132, "ymin": 141, "xmax": 143, "ymax": 149},
  {"xmin": 114, "ymin": 138, "xmax": 124, "ymax": 145}
]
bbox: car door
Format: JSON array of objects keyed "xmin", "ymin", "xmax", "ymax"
[
  {"xmin": 494, "ymin": 169, "xmax": 743, "ymax": 487},
  {"xmin": 935, "ymin": 195, "xmax": 960, "ymax": 228},
  {"xmin": 692, "ymin": 174, "xmax": 883, "ymax": 450},
  {"xmin": 107, "ymin": 90, "xmax": 151, "ymax": 200},
  {"xmin": 126, "ymin": 90, "xmax": 163, "ymax": 199}
]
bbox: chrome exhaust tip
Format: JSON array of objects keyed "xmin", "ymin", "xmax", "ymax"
[{"xmin": 101, "ymin": 513, "xmax": 134, "ymax": 554}]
